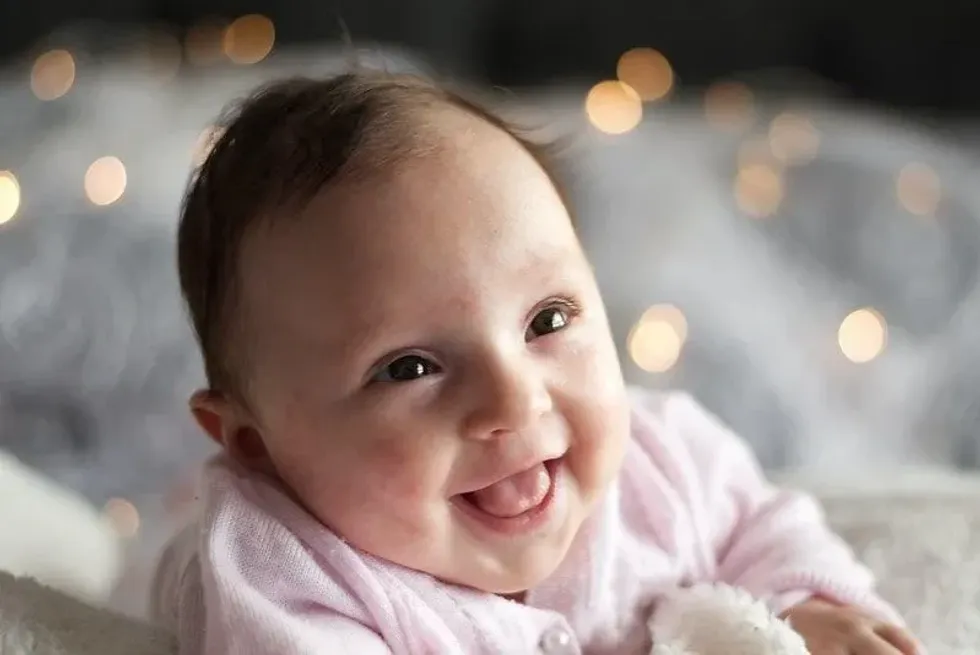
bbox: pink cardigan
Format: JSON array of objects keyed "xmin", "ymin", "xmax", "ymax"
[{"xmin": 151, "ymin": 389, "xmax": 899, "ymax": 654}]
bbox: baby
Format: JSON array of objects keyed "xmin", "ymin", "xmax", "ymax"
[{"xmin": 151, "ymin": 72, "xmax": 920, "ymax": 655}]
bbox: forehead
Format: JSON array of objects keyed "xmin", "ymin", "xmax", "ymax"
[{"xmin": 237, "ymin": 111, "xmax": 582, "ymax": 347}]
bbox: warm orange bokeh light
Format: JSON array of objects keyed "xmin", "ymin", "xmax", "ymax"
[
  {"xmin": 84, "ymin": 157, "xmax": 128, "ymax": 206},
  {"xmin": 628, "ymin": 304, "xmax": 688, "ymax": 373},
  {"xmin": 896, "ymin": 163, "xmax": 941, "ymax": 216},
  {"xmin": 585, "ymin": 81, "xmax": 643, "ymax": 135},
  {"xmin": 223, "ymin": 14, "xmax": 275, "ymax": 65},
  {"xmin": 838, "ymin": 308, "xmax": 887, "ymax": 363},
  {"xmin": 31, "ymin": 49, "xmax": 76, "ymax": 100},
  {"xmin": 616, "ymin": 47, "xmax": 674, "ymax": 102},
  {"xmin": 0, "ymin": 171, "xmax": 21, "ymax": 225},
  {"xmin": 734, "ymin": 163, "xmax": 783, "ymax": 218}
]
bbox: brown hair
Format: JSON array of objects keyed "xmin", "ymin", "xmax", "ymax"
[{"xmin": 177, "ymin": 71, "xmax": 565, "ymax": 401}]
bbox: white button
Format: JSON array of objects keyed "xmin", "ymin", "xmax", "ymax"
[{"xmin": 539, "ymin": 626, "xmax": 576, "ymax": 654}]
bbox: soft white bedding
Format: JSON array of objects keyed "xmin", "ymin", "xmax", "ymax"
[
  {"xmin": 3, "ymin": 472, "xmax": 978, "ymax": 655},
  {"xmin": 0, "ymin": 571, "xmax": 174, "ymax": 655},
  {"xmin": 0, "ymin": 452, "xmax": 120, "ymax": 601}
]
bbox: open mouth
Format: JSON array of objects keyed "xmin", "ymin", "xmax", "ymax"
[{"xmin": 454, "ymin": 458, "xmax": 562, "ymax": 535}]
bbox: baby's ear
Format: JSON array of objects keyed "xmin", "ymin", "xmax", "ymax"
[
  {"xmin": 189, "ymin": 390, "xmax": 274, "ymax": 473},
  {"xmin": 189, "ymin": 389, "xmax": 229, "ymax": 446}
]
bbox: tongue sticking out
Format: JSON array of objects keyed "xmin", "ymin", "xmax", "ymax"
[{"xmin": 465, "ymin": 463, "xmax": 552, "ymax": 518}]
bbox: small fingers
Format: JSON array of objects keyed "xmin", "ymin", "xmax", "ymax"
[
  {"xmin": 850, "ymin": 628, "xmax": 904, "ymax": 655},
  {"xmin": 874, "ymin": 623, "xmax": 923, "ymax": 655}
]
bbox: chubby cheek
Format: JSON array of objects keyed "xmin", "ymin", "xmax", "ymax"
[
  {"xmin": 558, "ymin": 332, "xmax": 630, "ymax": 497},
  {"xmin": 278, "ymin": 427, "xmax": 454, "ymax": 543},
  {"xmin": 565, "ymin": 395, "xmax": 630, "ymax": 502},
  {"xmin": 357, "ymin": 439, "xmax": 441, "ymax": 505}
]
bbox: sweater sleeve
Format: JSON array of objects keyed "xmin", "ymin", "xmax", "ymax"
[{"xmin": 630, "ymin": 389, "xmax": 902, "ymax": 624}]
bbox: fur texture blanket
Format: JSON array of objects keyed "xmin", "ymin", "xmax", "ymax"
[{"xmin": 3, "ymin": 479, "xmax": 979, "ymax": 654}]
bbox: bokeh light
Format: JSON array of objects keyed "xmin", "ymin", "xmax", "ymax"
[
  {"xmin": 585, "ymin": 81, "xmax": 643, "ymax": 135},
  {"xmin": 896, "ymin": 162, "xmax": 941, "ymax": 216},
  {"xmin": 31, "ymin": 49, "xmax": 76, "ymax": 101},
  {"xmin": 223, "ymin": 14, "xmax": 275, "ymax": 65},
  {"xmin": 838, "ymin": 308, "xmax": 887, "ymax": 363},
  {"xmin": 768, "ymin": 112, "xmax": 819, "ymax": 164},
  {"xmin": 704, "ymin": 81, "xmax": 754, "ymax": 130},
  {"xmin": 616, "ymin": 47, "xmax": 673, "ymax": 102},
  {"xmin": 84, "ymin": 157, "xmax": 127, "ymax": 206},
  {"xmin": 734, "ymin": 163, "xmax": 783, "ymax": 218},
  {"xmin": 103, "ymin": 498, "xmax": 140, "ymax": 539},
  {"xmin": 628, "ymin": 304, "xmax": 688, "ymax": 373},
  {"xmin": 0, "ymin": 171, "xmax": 21, "ymax": 225}
]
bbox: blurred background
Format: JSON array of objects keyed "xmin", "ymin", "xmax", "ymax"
[{"xmin": 3, "ymin": 0, "xmax": 980, "ymax": 621}]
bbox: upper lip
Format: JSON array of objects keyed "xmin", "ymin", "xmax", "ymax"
[{"xmin": 454, "ymin": 447, "xmax": 567, "ymax": 496}]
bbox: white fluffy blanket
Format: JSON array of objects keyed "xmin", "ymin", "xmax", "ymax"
[
  {"xmin": 0, "ymin": 572, "xmax": 174, "ymax": 655},
  {"xmin": 0, "ymin": 452, "xmax": 120, "ymax": 602},
  {"xmin": 3, "ymin": 480, "xmax": 980, "ymax": 655}
]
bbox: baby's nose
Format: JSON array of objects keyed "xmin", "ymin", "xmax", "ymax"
[{"xmin": 462, "ymin": 360, "xmax": 552, "ymax": 440}]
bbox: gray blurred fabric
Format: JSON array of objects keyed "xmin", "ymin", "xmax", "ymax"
[{"xmin": 2, "ymin": 42, "xmax": 980, "ymax": 517}]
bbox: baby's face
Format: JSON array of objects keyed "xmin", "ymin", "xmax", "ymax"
[{"xmin": 237, "ymin": 111, "xmax": 631, "ymax": 594}]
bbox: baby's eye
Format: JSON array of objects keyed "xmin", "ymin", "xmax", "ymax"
[
  {"xmin": 526, "ymin": 304, "xmax": 573, "ymax": 341},
  {"xmin": 372, "ymin": 354, "xmax": 441, "ymax": 383}
]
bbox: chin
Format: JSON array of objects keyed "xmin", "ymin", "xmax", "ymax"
[
  {"xmin": 472, "ymin": 568, "xmax": 557, "ymax": 596},
  {"xmin": 497, "ymin": 565, "xmax": 560, "ymax": 595},
  {"xmin": 469, "ymin": 533, "xmax": 578, "ymax": 596}
]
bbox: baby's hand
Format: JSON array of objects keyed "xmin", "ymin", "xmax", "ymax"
[{"xmin": 780, "ymin": 598, "xmax": 920, "ymax": 655}]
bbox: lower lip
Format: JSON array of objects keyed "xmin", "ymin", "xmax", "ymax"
[{"xmin": 453, "ymin": 458, "xmax": 564, "ymax": 536}]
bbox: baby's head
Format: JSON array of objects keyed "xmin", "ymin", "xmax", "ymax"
[{"xmin": 179, "ymin": 72, "xmax": 631, "ymax": 594}]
